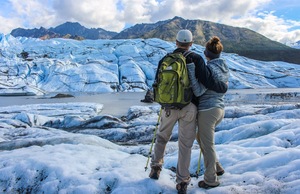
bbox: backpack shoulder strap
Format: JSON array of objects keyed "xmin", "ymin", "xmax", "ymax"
[{"xmin": 183, "ymin": 50, "xmax": 193, "ymax": 58}]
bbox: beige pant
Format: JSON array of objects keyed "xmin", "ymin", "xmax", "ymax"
[
  {"xmin": 151, "ymin": 102, "xmax": 197, "ymax": 184},
  {"xmin": 196, "ymin": 107, "xmax": 225, "ymax": 186}
]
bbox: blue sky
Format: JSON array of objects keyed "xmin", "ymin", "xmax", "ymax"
[
  {"xmin": 266, "ymin": 0, "xmax": 300, "ymax": 20},
  {"xmin": 0, "ymin": 0, "xmax": 299, "ymax": 44}
]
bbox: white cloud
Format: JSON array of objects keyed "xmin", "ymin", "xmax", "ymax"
[
  {"xmin": 143, "ymin": 0, "xmax": 271, "ymax": 22},
  {"xmin": 227, "ymin": 11, "xmax": 300, "ymax": 43},
  {"xmin": 52, "ymin": 0, "xmax": 125, "ymax": 31},
  {"xmin": 0, "ymin": 0, "xmax": 299, "ymax": 44},
  {"xmin": 0, "ymin": 15, "xmax": 20, "ymax": 34},
  {"xmin": 9, "ymin": 0, "xmax": 56, "ymax": 29},
  {"xmin": 118, "ymin": 0, "xmax": 153, "ymax": 24}
]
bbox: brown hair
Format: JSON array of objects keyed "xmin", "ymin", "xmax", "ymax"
[
  {"xmin": 204, "ymin": 36, "xmax": 223, "ymax": 59},
  {"xmin": 176, "ymin": 40, "xmax": 192, "ymax": 48}
]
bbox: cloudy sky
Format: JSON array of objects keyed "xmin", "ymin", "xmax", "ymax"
[{"xmin": 0, "ymin": 0, "xmax": 300, "ymax": 44}]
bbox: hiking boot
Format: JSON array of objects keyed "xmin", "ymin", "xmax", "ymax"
[
  {"xmin": 149, "ymin": 166, "xmax": 161, "ymax": 180},
  {"xmin": 176, "ymin": 182, "xmax": 187, "ymax": 194},
  {"xmin": 198, "ymin": 180, "xmax": 219, "ymax": 189},
  {"xmin": 217, "ymin": 170, "xmax": 225, "ymax": 176},
  {"xmin": 216, "ymin": 162, "xmax": 224, "ymax": 176}
]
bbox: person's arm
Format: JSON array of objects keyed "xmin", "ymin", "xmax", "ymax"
[
  {"xmin": 187, "ymin": 62, "xmax": 207, "ymax": 97},
  {"xmin": 192, "ymin": 54, "xmax": 228, "ymax": 93}
]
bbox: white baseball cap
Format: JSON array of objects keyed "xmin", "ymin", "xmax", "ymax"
[{"xmin": 176, "ymin": 29, "xmax": 193, "ymax": 43}]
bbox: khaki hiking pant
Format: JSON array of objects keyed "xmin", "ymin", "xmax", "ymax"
[
  {"xmin": 151, "ymin": 102, "xmax": 197, "ymax": 184},
  {"xmin": 196, "ymin": 107, "xmax": 225, "ymax": 186}
]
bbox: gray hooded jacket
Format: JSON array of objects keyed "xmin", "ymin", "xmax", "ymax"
[{"xmin": 187, "ymin": 58, "xmax": 229, "ymax": 110}]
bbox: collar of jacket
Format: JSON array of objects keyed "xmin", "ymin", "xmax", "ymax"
[{"xmin": 173, "ymin": 48, "xmax": 188, "ymax": 54}]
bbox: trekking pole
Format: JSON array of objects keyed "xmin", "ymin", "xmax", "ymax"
[
  {"xmin": 145, "ymin": 108, "xmax": 162, "ymax": 171},
  {"xmin": 196, "ymin": 150, "xmax": 202, "ymax": 178}
]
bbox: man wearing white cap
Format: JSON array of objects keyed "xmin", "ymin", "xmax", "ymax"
[{"xmin": 149, "ymin": 29, "xmax": 227, "ymax": 194}]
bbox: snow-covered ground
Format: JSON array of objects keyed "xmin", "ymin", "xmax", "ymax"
[
  {"xmin": 0, "ymin": 93, "xmax": 299, "ymax": 193},
  {"xmin": 1, "ymin": 33, "xmax": 300, "ymax": 193},
  {"xmin": 1, "ymin": 33, "xmax": 300, "ymax": 96}
]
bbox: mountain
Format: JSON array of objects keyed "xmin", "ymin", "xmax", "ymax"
[
  {"xmin": 112, "ymin": 20, "xmax": 169, "ymax": 39},
  {"xmin": 290, "ymin": 40, "xmax": 300, "ymax": 49},
  {"xmin": 9, "ymin": 17, "xmax": 300, "ymax": 64},
  {"xmin": 113, "ymin": 16, "xmax": 300, "ymax": 64},
  {"xmin": 50, "ymin": 22, "xmax": 117, "ymax": 39},
  {"xmin": 11, "ymin": 22, "xmax": 117, "ymax": 40},
  {"xmin": 10, "ymin": 27, "xmax": 60, "ymax": 40}
]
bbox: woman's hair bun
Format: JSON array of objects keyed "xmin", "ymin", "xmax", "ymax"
[
  {"xmin": 205, "ymin": 36, "xmax": 223, "ymax": 58},
  {"xmin": 211, "ymin": 36, "xmax": 220, "ymax": 44}
]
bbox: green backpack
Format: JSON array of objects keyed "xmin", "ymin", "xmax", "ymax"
[{"xmin": 153, "ymin": 51, "xmax": 193, "ymax": 109}]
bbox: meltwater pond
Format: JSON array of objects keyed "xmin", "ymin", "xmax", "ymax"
[
  {"xmin": 0, "ymin": 92, "xmax": 148, "ymax": 117},
  {"xmin": 0, "ymin": 88, "xmax": 300, "ymax": 117}
]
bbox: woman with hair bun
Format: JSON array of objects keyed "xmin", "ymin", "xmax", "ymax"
[{"xmin": 187, "ymin": 36, "xmax": 230, "ymax": 189}]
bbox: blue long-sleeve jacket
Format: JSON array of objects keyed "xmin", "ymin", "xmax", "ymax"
[{"xmin": 187, "ymin": 58, "xmax": 230, "ymax": 110}]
